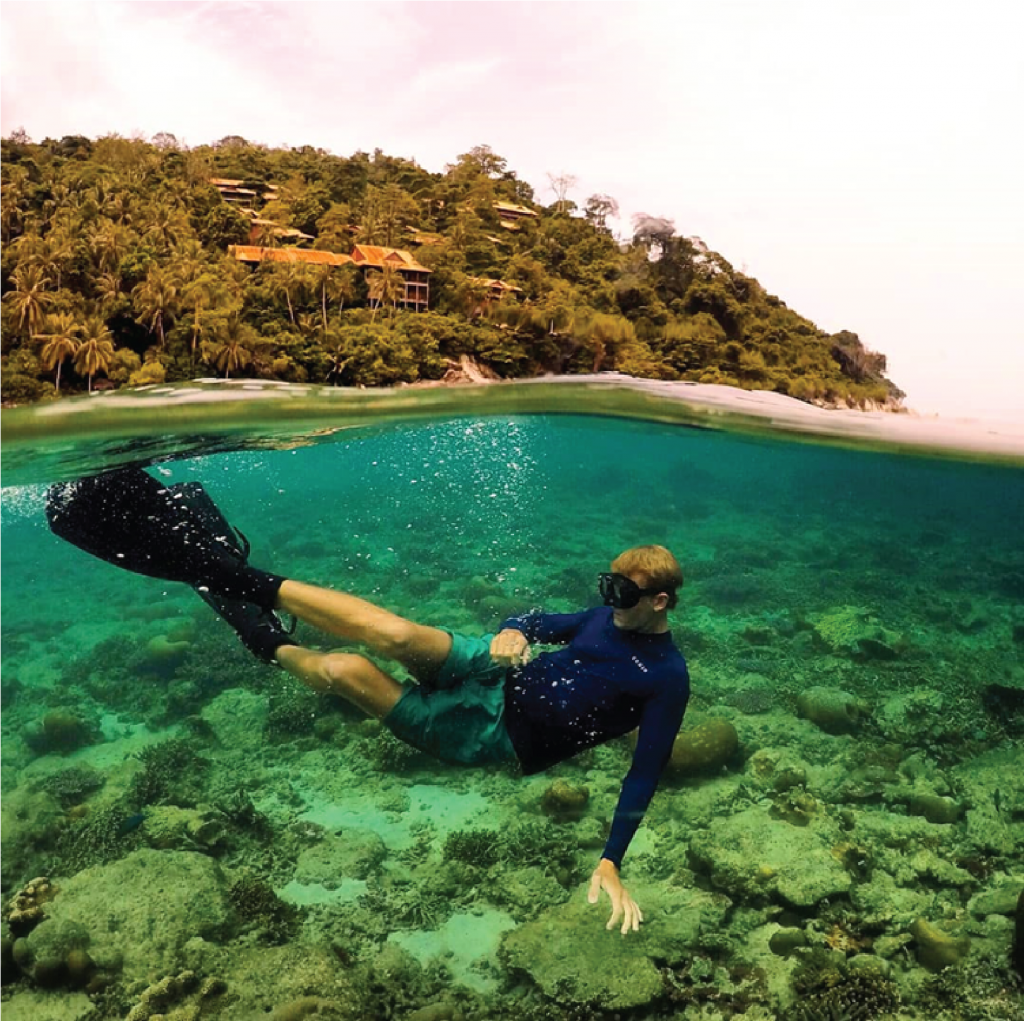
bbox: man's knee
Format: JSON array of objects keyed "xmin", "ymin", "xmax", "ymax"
[
  {"xmin": 322, "ymin": 652, "xmax": 374, "ymax": 691},
  {"xmin": 374, "ymin": 619, "xmax": 422, "ymax": 661}
]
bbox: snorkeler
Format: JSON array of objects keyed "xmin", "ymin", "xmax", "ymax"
[{"xmin": 46, "ymin": 467, "xmax": 690, "ymax": 936}]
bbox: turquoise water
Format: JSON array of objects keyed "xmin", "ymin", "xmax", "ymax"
[{"xmin": 1, "ymin": 382, "xmax": 1023, "ymax": 1019}]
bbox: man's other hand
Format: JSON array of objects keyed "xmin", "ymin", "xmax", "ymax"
[
  {"xmin": 489, "ymin": 629, "xmax": 532, "ymax": 667},
  {"xmin": 588, "ymin": 858, "xmax": 642, "ymax": 935}
]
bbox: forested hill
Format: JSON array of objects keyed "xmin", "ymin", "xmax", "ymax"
[{"xmin": 1, "ymin": 133, "xmax": 903, "ymax": 407}]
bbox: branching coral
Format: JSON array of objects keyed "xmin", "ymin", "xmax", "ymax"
[
  {"xmin": 786, "ymin": 951, "xmax": 899, "ymax": 1021},
  {"xmin": 128, "ymin": 737, "xmax": 209, "ymax": 808},
  {"xmin": 443, "ymin": 830, "xmax": 502, "ymax": 868},
  {"xmin": 785, "ymin": 971, "xmax": 900, "ymax": 1021},
  {"xmin": 371, "ymin": 728, "xmax": 425, "ymax": 771},
  {"xmin": 442, "ymin": 821, "xmax": 580, "ymax": 881},
  {"xmin": 228, "ymin": 872, "xmax": 301, "ymax": 945},
  {"xmin": 49, "ymin": 803, "xmax": 145, "ymax": 875},
  {"xmin": 38, "ymin": 766, "xmax": 105, "ymax": 807}
]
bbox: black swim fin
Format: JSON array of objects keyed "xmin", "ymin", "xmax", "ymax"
[
  {"xmin": 46, "ymin": 467, "xmax": 284, "ymax": 610},
  {"xmin": 196, "ymin": 589, "xmax": 297, "ymax": 665},
  {"xmin": 46, "ymin": 468, "xmax": 235, "ymax": 581},
  {"xmin": 164, "ymin": 479, "xmax": 250, "ymax": 565}
]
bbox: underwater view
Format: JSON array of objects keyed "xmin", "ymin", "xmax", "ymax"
[{"xmin": 2, "ymin": 381, "xmax": 1023, "ymax": 1021}]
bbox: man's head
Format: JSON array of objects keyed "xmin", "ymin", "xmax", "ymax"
[{"xmin": 604, "ymin": 545, "xmax": 683, "ymax": 633}]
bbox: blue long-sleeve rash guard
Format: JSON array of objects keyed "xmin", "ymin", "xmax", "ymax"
[{"xmin": 499, "ymin": 606, "xmax": 690, "ymax": 868}]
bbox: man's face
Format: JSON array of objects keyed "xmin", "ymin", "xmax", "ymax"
[{"xmin": 610, "ymin": 573, "xmax": 666, "ymax": 632}]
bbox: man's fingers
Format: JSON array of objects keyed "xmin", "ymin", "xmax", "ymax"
[
  {"xmin": 587, "ymin": 872, "xmax": 602, "ymax": 904},
  {"xmin": 605, "ymin": 893, "xmax": 623, "ymax": 931},
  {"xmin": 609, "ymin": 897, "xmax": 641, "ymax": 935}
]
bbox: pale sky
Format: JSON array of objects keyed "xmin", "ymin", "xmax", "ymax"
[{"xmin": 3, "ymin": 1, "xmax": 1022, "ymax": 420}]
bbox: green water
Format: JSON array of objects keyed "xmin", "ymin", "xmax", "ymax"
[{"xmin": 1, "ymin": 382, "xmax": 1022, "ymax": 1020}]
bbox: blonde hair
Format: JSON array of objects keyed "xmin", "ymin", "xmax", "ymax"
[{"xmin": 611, "ymin": 545, "xmax": 683, "ymax": 609}]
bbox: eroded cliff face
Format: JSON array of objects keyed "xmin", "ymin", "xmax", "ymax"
[{"xmin": 405, "ymin": 355, "xmax": 501, "ymax": 387}]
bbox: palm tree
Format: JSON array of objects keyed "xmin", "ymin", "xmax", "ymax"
[
  {"xmin": 105, "ymin": 191, "xmax": 133, "ymax": 226},
  {"xmin": 73, "ymin": 318, "xmax": 116, "ymax": 392},
  {"xmin": 269, "ymin": 263, "xmax": 309, "ymax": 325},
  {"xmin": 311, "ymin": 263, "xmax": 357, "ymax": 331},
  {"xmin": 144, "ymin": 203, "xmax": 186, "ymax": 249},
  {"xmin": 202, "ymin": 315, "xmax": 257, "ymax": 379},
  {"xmin": 367, "ymin": 263, "xmax": 404, "ymax": 323},
  {"xmin": 96, "ymin": 270, "xmax": 125, "ymax": 312},
  {"xmin": 1, "ymin": 168, "xmax": 29, "ymax": 243},
  {"xmin": 6, "ymin": 264, "xmax": 52, "ymax": 339},
  {"xmin": 36, "ymin": 230, "xmax": 75, "ymax": 289},
  {"xmin": 180, "ymin": 271, "xmax": 219, "ymax": 368},
  {"xmin": 170, "ymin": 243, "xmax": 219, "ymax": 367},
  {"xmin": 88, "ymin": 221, "xmax": 129, "ymax": 274},
  {"xmin": 34, "ymin": 313, "xmax": 81, "ymax": 393},
  {"xmin": 132, "ymin": 265, "xmax": 178, "ymax": 348}
]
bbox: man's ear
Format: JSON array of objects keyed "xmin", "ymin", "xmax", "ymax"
[{"xmin": 653, "ymin": 592, "xmax": 670, "ymax": 612}]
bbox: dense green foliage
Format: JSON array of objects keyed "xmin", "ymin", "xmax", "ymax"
[{"xmin": 1, "ymin": 132, "xmax": 902, "ymax": 405}]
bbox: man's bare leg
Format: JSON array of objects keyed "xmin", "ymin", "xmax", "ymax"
[
  {"xmin": 276, "ymin": 645, "xmax": 405, "ymax": 719},
  {"xmin": 275, "ymin": 579, "xmax": 452, "ymax": 682}
]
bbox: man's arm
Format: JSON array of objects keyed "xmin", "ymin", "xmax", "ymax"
[
  {"xmin": 491, "ymin": 609, "xmax": 593, "ymax": 667},
  {"xmin": 499, "ymin": 608, "xmax": 593, "ymax": 645},
  {"xmin": 589, "ymin": 683, "xmax": 689, "ymax": 933}
]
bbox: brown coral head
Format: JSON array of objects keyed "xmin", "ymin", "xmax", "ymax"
[{"xmin": 540, "ymin": 780, "xmax": 590, "ymax": 820}]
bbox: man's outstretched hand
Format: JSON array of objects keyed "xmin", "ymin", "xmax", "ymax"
[
  {"xmin": 489, "ymin": 628, "xmax": 532, "ymax": 668},
  {"xmin": 588, "ymin": 858, "xmax": 642, "ymax": 935}
]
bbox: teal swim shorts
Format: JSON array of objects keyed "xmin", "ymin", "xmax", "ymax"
[{"xmin": 383, "ymin": 630, "xmax": 519, "ymax": 767}]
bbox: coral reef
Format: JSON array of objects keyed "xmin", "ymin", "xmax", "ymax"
[
  {"xmin": 443, "ymin": 829, "xmax": 502, "ymax": 868},
  {"xmin": 811, "ymin": 606, "xmax": 905, "ymax": 661},
  {"xmin": 910, "ymin": 916, "xmax": 972, "ymax": 971},
  {"xmin": 371, "ymin": 726, "xmax": 426, "ymax": 771},
  {"xmin": 5, "ymin": 875, "xmax": 57, "ymax": 936},
  {"xmin": 266, "ymin": 686, "xmax": 323, "ymax": 741},
  {"xmin": 38, "ymin": 765, "xmax": 105, "ymax": 807},
  {"xmin": 919, "ymin": 955, "xmax": 1024, "ymax": 1021},
  {"xmin": 1, "ymin": 786, "xmax": 64, "ymax": 889},
  {"xmin": 229, "ymin": 871, "xmax": 302, "ymax": 944},
  {"xmin": 785, "ymin": 969, "xmax": 900, "ymax": 1021},
  {"xmin": 23, "ymin": 849, "xmax": 231, "ymax": 986},
  {"xmin": 50, "ymin": 802, "xmax": 145, "ymax": 875},
  {"xmin": 25, "ymin": 709, "xmax": 99, "ymax": 756},
  {"xmin": 441, "ymin": 821, "xmax": 580, "ymax": 882},
  {"xmin": 796, "ymin": 686, "xmax": 870, "ymax": 735},
  {"xmin": 128, "ymin": 737, "xmax": 210, "ymax": 808},
  {"xmin": 665, "ymin": 718, "xmax": 740, "ymax": 775},
  {"xmin": 540, "ymin": 779, "xmax": 589, "ymax": 821},
  {"xmin": 123, "ymin": 969, "xmax": 213, "ymax": 1021}
]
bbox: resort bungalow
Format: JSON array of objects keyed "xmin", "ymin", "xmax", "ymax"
[
  {"xmin": 493, "ymin": 201, "xmax": 539, "ymax": 231},
  {"xmin": 468, "ymin": 277, "xmax": 524, "ymax": 303},
  {"xmin": 209, "ymin": 178, "xmax": 260, "ymax": 209},
  {"xmin": 349, "ymin": 245, "xmax": 431, "ymax": 311}
]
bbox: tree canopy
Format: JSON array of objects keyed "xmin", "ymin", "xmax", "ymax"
[{"xmin": 1, "ymin": 132, "xmax": 903, "ymax": 407}]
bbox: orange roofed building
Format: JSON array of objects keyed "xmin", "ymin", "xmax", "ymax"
[
  {"xmin": 228, "ymin": 246, "xmax": 354, "ymax": 267},
  {"xmin": 350, "ymin": 245, "xmax": 430, "ymax": 311}
]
